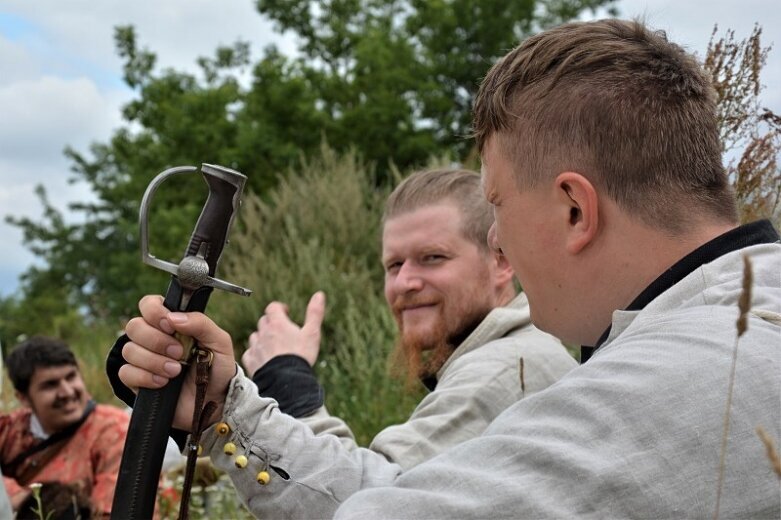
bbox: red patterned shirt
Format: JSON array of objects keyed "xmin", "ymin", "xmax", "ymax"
[{"xmin": 0, "ymin": 403, "xmax": 129, "ymax": 515}]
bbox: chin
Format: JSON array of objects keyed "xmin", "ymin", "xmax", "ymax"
[{"xmin": 402, "ymin": 318, "xmax": 436, "ymax": 338}]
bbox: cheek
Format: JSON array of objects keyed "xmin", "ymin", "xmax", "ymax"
[
  {"xmin": 383, "ymin": 278, "xmax": 395, "ymax": 306},
  {"xmin": 31, "ymin": 392, "xmax": 54, "ymax": 408}
]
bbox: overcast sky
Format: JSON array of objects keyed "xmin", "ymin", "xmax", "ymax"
[{"xmin": 0, "ymin": 0, "xmax": 779, "ymax": 297}]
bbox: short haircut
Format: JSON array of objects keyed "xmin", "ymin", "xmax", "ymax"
[
  {"xmin": 473, "ymin": 18, "xmax": 738, "ymax": 233},
  {"xmin": 383, "ymin": 168, "xmax": 493, "ymax": 251},
  {"xmin": 6, "ymin": 336, "xmax": 78, "ymax": 394}
]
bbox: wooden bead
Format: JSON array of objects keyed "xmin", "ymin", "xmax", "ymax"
[
  {"xmin": 223, "ymin": 442, "xmax": 237, "ymax": 455},
  {"xmin": 234, "ymin": 455, "xmax": 248, "ymax": 468},
  {"xmin": 256, "ymin": 471, "xmax": 271, "ymax": 485},
  {"xmin": 216, "ymin": 422, "xmax": 230, "ymax": 435}
]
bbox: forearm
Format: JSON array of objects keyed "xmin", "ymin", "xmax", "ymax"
[
  {"xmin": 251, "ymin": 355, "xmax": 324, "ymax": 418},
  {"xmin": 203, "ymin": 372, "xmax": 402, "ymax": 518},
  {"xmin": 253, "ymin": 355, "xmax": 358, "ymax": 446}
]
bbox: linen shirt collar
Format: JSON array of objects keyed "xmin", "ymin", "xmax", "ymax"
[{"xmin": 581, "ymin": 219, "xmax": 780, "ymax": 363}]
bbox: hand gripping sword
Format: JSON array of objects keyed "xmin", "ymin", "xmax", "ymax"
[{"xmin": 112, "ymin": 164, "xmax": 251, "ymax": 519}]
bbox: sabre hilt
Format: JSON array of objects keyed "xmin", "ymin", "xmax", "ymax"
[{"xmin": 139, "ymin": 163, "xmax": 252, "ymax": 299}]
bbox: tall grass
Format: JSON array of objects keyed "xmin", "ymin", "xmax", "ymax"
[{"xmin": 212, "ymin": 144, "xmax": 424, "ymax": 445}]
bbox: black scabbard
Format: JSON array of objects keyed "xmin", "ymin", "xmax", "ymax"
[{"xmin": 112, "ymin": 279, "xmax": 213, "ymax": 518}]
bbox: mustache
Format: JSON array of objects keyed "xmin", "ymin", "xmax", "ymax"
[
  {"xmin": 391, "ymin": 295, "xmax": 440, "ymax": 315},
  {"xmin": 52, "ymin": 393, "xmax": 82, "ymax": 409}
]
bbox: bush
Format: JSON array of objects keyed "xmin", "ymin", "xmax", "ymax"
[{"xmin": 212, "ymin": 144, "xmax": 424, "ymax": 444}]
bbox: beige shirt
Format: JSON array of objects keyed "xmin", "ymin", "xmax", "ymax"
[{"xmin": 202, "ymin": 293, "xmax": 577, "ymax": 517}]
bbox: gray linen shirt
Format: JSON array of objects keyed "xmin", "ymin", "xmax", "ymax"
[
  {"xmin": 201, "ymin": 293, "xmax": 577, "ymax": 517},
  {"xmin": 334, "ymin": 242, "xmax": 781, "ymax": 519}
]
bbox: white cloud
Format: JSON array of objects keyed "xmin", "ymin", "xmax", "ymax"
[
  {"xmin": 1, "ymin": 0, "xmax": 297, "ymax": 78},
  {"xmin": 0, "ymin": 33, "xmax": 38, "ymax": 84},
  {"xmin": 0, "ymin": 76, "xmax": 126, "ymax": 167},
  {"xmin": 0, "ymin": 0, "xmax": 778, "ymax": 298}
]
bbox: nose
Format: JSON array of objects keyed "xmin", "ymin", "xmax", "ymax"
[
  {"xmin": 57, "ymin": 380, "xmax": 76, "ymax": 399},
  {"xmin": 487, "ymin": 223, "xmax": 503, "ymax": 254},
  {"xmin": 393, "ymin": 261, "xmax": 424, "ymax": 293}
]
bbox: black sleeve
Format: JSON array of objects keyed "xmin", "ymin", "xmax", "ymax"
[
  {"xmin": 252, "ymin": 355, "xmax": 324, "ymax": 418},
  {"xmin": 105, "ymin": 334, "xmax": 189, "ymax": 448},
  {"xmin": 106, "ymin": 334, "xmax": 136, "ymax": 408}
]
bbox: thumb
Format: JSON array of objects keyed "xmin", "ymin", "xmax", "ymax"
[
  {"xmin": 302, "ymin": 291, "xmax": 326, "ymax": 335},
  {"xmin": 166, "ymin": 312, "xmax": 233, "ymax": 358}
]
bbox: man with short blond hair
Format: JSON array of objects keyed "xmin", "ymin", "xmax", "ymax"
[
  {"xmin": 114, "ymin": 19, "xmax": 780, "ymax": 518},
  {"xmin": 109, "ymin": 166, "xmax": 576, "ymax": 516}
]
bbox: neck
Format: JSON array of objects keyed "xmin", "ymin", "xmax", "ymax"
[
  {"xmin": 496, "ymin": 285, "xmax": 517, "ymax": 308},
  {"xmin": 579, "ymin": 217, "xmax": 737, "ymax": 345}
]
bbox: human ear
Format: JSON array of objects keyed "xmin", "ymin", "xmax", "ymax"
[
  {"xmin": 491, "ymin": 249, "xmax": 514, "ymax": 286},
  {"xmin": 15, "ymin": 390, "xmax": 31, "ymax": 408},
  {"xmin": 554, "ymin": 172, "xmax": 599, "ymax": 254}
]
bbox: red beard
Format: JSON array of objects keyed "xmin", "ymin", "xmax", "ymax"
[{"xmin": 389, "ymin": 293, "xmax": 491, "ymax": 388}]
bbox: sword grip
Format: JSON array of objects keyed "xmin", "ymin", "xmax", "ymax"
[{"xmin": 111, "ymin": 279, "xmax": 213, "ymax": 519}]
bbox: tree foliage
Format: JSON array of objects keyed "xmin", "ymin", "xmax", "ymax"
[{"xmin": 4, "ymin": 0, "xmax": 614, "ymax": 328}]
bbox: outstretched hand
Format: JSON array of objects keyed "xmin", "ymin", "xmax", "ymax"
[
  {"xmin": 118, "ymin": 295, "xmax": 238, "ymax": 431},
  {"xmin": 241, "ymin": 291, "xmax": 326, "ymax": 375}
]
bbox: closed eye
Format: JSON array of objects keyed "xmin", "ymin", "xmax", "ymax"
[
  {"xmin": 422, "ymin": 254, "xmax": 447, "ymax": 264},
  {"xmin": 384, "ymin": 260, "xmax": 403, "ymax": 273}
]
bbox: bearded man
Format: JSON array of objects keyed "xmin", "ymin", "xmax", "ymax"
[
  {"xmin": 110, "ymin": 167, "xmax": 576, "ymax": 517},
  {"xmin": 0, "ymin": 336, "xmax": 129, "ymax": 517},
  {"xmin": 236, "ymin": 167, "xmax": 577, "ymax": 471}
]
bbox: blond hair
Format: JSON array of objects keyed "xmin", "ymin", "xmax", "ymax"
[
  {"xmin": 383, "ymin": 168, "xmax": 493, "ymax": 251},
  {"xmin": 473, "ymin": 19, "xmax": 738, "ymax": 233}
]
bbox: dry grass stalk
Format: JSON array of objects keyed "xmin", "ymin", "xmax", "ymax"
[
  {"xmin": 519, "ymin": 357, "xmax": 525, "ymax": 393},
  {"xmin": 714, "ymin": 255, "xmax": 754, "ymax": 520},
  {"xmin": 736, "ymin": 255, "xmax": 753, "ymax": 336},
  {"xmin": 704, "ymin": 25, "xmax": 781, "ymax": 226},
  {"xmin": 756, "ymin": 426, "xmax": 781, "ymax": 479}
]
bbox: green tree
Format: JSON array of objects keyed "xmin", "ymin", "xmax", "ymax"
[
  {"xmin": 6, "ymin": 0, "xmax": 614, "ymax": 326},
  {"xmin": 257, "ymin": 0, "xmax": 617, "ymax": 161}
]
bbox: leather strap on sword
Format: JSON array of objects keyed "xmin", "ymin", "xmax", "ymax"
[{"xmin": 111, "ymin": 164, "xmax": 251, "ymax": 519}]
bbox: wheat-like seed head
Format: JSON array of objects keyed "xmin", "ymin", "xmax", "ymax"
[
  {"xmin": 756, "ymin": 426, "xmax": 781, "ymax": 479},
  {"xmin": 736, "ymin": 255, "xmax": 753, "ymax": 336}
]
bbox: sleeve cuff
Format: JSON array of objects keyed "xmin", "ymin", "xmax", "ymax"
[
  {"xmin": 252, "ymin": 355, "xmax": 324, "ymax": 418},
  {"xmin": 105, "ymin": 333, "xmax": 189, "ymax": 449}
]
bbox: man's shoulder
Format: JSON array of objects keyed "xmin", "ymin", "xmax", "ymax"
[
  {"xmin": 0, "ymin": 407, "xmax": 32, "ymax": 420},
  {"xmin": 464, "ymin": 324, "xmax": 574, "ymax": 365},
  {"xmin": 87, "ymin": 403, "xmax": 131, "ymax": 430},
  {"xmin": 0, "ymin": 408, "xmax": 32, "ymax": 437},
  {"xmin": 442, "ymin": 324, "xmax": 576, "ymax": 382},
  {"xmin": 602, "ymin": 303, "xmax": 779, "ymax": 368}
]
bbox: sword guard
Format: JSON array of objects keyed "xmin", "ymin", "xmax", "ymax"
[{"xmin": 138, "ymin": 164, "xmax": 252, "ymax": 298}]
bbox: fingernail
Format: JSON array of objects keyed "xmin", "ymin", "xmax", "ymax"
[
  {"xmin": 166, "ymin": 344, "xmax": 183, "ymax": 359},
  {"xmin": 168, "ymin": 313, "xmax": 188, "ymax": 324},
  {"xmin": 152, "ymin": 374, "xmax": 168, "ymax": 385},
  {"xmin": 159, "ymin": 319, "xmax": 174, "ymax": 335},
  {"xmin": 164, "ymin": 361, "xmax": 181, "ymax": 376}
]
